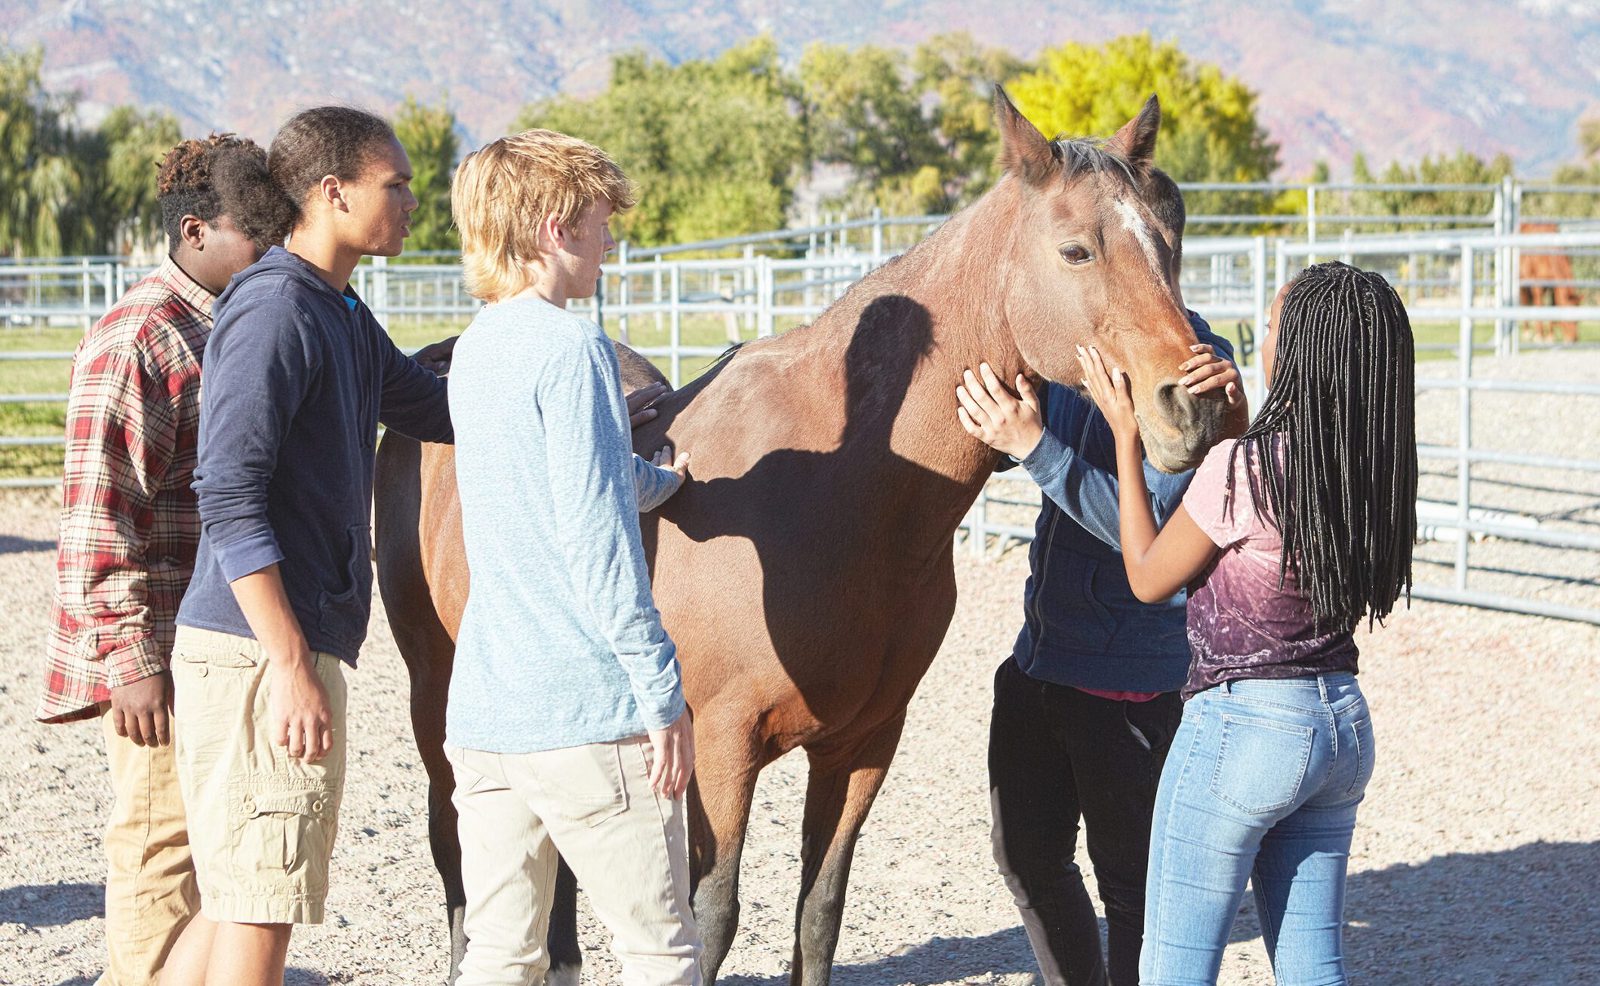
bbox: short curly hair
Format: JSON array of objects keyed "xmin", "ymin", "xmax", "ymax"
[{"xmin": 157, "ymin": 134, "xmax": 295, "ymax": 251}]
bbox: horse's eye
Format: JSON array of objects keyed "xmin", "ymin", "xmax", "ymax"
[{"xmin": 1059, "ymin": 244, "xmax": 1093, "ymax": 265}]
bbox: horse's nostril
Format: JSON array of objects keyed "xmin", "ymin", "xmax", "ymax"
[{"xmin": 1153, "ymin": 381, "xmax": 1200, "ymax": 432}]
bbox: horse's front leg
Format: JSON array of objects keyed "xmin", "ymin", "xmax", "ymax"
[
  {"xmin": 687, "ymin": 711, "xmax": 765, "ymax": 982},
  {"xmin": 790, "ymin": 713, "xmax": 908, "ymax": 986}
]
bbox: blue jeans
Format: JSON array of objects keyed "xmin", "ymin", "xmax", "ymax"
[{"xmin": 1141, "ymin": 674, "xmax": 1375, "ymax": 986}]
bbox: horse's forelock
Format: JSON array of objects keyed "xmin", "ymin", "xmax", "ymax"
[{"xmin": 1049, "ymin": 136, "xmax": 1142, "ymax": 187}]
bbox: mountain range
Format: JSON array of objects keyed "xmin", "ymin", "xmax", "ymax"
[{"xmin": 5, "ymin": 0, "xmax": 1599, "ymax": 178}]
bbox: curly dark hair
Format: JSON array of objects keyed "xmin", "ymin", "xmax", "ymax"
[
  {"xmin": 268, "ymin": 106, "xmax": 398, "ymax": 228},
  {"xmin": 156, "ymin": 134, "xmax": 295, "ymax": 251}
]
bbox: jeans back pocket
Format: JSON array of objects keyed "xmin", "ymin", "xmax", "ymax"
[
  {"xmin": 1344, "ymin": 715, "xmax": 1376, "ymax": 802},
  {"xmin": 1210, "ymin": 713, "xmax": 1314, "ymax": 815}
]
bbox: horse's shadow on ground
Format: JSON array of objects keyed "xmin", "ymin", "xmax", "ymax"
[
  {"xmin": 1336, "ymin": 838, "xmax": 1599, "ymax": 980},
  {"xmin": 718, "ymin": 926, "xmax": 1035, "ymax": 986},
  {"xmin": 724, "ymin": 839, "xmax": 1600, "ymax": 985},
  {"xmin": 1228, "ymin": 838, "xmax": 1599, "ymax": 979}
]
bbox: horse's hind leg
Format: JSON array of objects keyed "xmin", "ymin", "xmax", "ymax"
[
  {"xmin": 688, "ymin": 718, "xmax": 764, "ymax": 982},
  {"xmin": 546, "ymin": 862, "xmax": 581, "ymax": 986},
  {"xmin": 790, "ymin": 713, "xmax": 907, "ymax": 986},
  {"xmin": 400, "ymin": 636, "xmax": 471, "ymax": 983}
]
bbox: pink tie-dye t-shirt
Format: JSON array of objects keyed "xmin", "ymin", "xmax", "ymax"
[{"xmin": 1179, "ymin": 437, "xmax": 1359, "ymax": 699}]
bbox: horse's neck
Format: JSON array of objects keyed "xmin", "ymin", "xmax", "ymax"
[{"xmin": 808, "ymin": 205, "xmax": 1029, "ymax": 519}]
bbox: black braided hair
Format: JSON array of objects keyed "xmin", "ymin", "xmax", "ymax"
[{"xmin": 1230, "ymin": 261, "xmax": 1418, "ymax": 630}]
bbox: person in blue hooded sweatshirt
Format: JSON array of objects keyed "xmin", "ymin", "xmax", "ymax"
[
  {"xmin": 163, "ymin": 107, "xmax": 455, "ymax": 986},
  {"xmin": 956, "ymin": 169, "xmax": 1246, "ymax": 986}
]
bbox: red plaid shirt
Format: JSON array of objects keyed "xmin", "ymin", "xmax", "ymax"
[{"xmin": 37, "ymin": 258, "xmax": 214, "ymax": 723}]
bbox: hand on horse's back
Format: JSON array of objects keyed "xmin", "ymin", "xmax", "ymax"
[
  {"xmin": 412, "ymin": 334, "xmax": 458, "ymax": 375},
  {"xmin": 628, "ymin": 382, "xmax": 671, "ymax": 429}
]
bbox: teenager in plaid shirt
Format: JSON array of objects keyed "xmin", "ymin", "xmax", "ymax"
[{"xmin": 36, "ymin": 134, "xmax": 295, "ymax": 986}]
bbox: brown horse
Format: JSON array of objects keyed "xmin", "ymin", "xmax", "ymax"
[
  {"xmin": 1518, "ymin": 223, "xmax": 1581, "ymax": 344},
  {"xmin": 374, "ymin": 89, "xmax": 1235, "ymax": 985}
]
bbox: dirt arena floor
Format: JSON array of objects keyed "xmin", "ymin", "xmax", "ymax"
[{"xmin": 3, "ymin": 347, "xmax": 1599, "ymax": 985}]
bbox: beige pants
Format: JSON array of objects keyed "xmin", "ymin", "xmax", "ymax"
[
  {"xmin": 446, "ymin": 738, "xmax": 703, "ymax": 986},
  {"xmin": 171, "ymin": 626, "xmax": 347, "ymax": 925},
  {"xmin": 99, "ymin": 705, "xmax": 199, "ymax": 986}
]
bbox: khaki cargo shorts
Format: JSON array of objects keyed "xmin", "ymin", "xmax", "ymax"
[{"xmin": 171, "ymin": 626, "xmax": 347, "ymax": 925}]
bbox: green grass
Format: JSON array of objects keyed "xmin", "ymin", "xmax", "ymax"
[{"xmin": 0, "ymin": 325, "xmax": 80, "ymax": 481}]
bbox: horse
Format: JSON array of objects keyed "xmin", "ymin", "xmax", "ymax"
[
  {"xmin": 1518, "ymin": 223, "xmax": 1581, "ymax": 344},
  {"xmin": 373, "ymin": 88, "xmax": 1236, "ymax": 985}
]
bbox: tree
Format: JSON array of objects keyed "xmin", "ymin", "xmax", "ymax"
[
  {"xmin": 516, "ymin": 37, "xmax": 808, "ymax": 248},
  {"xmin": 88, "ymin": 105, "xmax": 182, "ymax": 253},
  {"xmin": 1579, "ymin": 115, "xmax": 1600, "ymax": 161},
  {"xmin": 1008, "ymin": 34, "xmax": 1279, "ymax": 229},
  {"xmin": 911, "ymin": 33, "xmax": 1027, "ymax": 205},
  {"xmin": 0, "ymin": 46, "xmax": 90, "ymax": 257},
  {"xmin": 394, "ymin": 95, "xmax": 461, "ymax": 252},
  {"xmin": 1335, "ymin": 150, "xmax": 1515, "ymax": 233},
  {"xmin": 1, "ymin": 46, "xmax": 181, "ymax": 257},
  {"xmin": 798, "ymin": 34, "xmax": 1025, "ymax": 216},
  {"xmin": 800, "ymin": 44, "xmax": 940, "ymax": 195}
]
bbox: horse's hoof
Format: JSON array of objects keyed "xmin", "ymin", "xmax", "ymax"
[{"xmin": 547, "ymin": 963, "xmax": 581, "ymax": 986}]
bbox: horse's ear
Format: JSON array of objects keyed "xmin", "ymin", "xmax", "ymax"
[
  {"xmin": 994, "ymin": 85, "xmax": 1058, "ymax": 184},
  {"xmin": 1108, "ymin": 94, "xmax": 1161, "ymax": 168}
]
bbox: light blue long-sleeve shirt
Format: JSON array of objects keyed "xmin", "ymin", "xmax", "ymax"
[
  {"xmin": 445, "ymin": 297, "xmax": 684, "ymax": 754},
  {"xmin": 632, "ymin": 452, "xmax": 681, "ymax": 511}
]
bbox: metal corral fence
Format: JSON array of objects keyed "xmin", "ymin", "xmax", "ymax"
[{"xmin": 3, "ymin": 200, "xmax": 1598, "ymax": 625}]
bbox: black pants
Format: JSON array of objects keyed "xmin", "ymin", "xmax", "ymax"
[{"xmin": 989, "ymin": 657, "xmax": 1182, "ymax": 986}]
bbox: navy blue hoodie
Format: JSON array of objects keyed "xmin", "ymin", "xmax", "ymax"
[
  {"xmin": 177, "ymin": 247, "xmax": 452, "ymax": 663},
  {"xmin": 1009, "ymin": 315, "xmax": 1233, "ymax": 693}
]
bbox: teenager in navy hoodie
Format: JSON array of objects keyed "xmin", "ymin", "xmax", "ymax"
[
  {"xmin": 164, "ymin": 107, "xmax": 454, "ymax": 986},
  {"xmin": 956, "ymin": 170, "xmax": 1245, "ymax": 986}
]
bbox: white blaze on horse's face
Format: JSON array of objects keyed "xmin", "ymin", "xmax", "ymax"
[{"xmin": 1113, "ymin": 196, "xmax": 1165, "ymax": 285}]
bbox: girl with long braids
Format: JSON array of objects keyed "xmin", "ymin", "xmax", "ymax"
[{"xmin": 1077, "ymin": 261, "xmax": 1417, "ymax": 985}]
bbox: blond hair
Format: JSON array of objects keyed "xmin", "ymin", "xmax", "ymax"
[{"xmin": 452, "ymin": 129, "xmax": 638, "ymax": 302}]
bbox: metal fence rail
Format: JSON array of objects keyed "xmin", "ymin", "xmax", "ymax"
[{"xmin": 3, "ymin": 222, "xmax": 1597, "ymax": 623}]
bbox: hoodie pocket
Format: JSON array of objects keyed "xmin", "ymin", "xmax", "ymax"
[
  {"xmin": 1040, "ymin": 551, "xmax": 1116, "ymax": 652},
  {"xmin": 317, "ymin": 525, "xmax": 372, "ymax": 626}
]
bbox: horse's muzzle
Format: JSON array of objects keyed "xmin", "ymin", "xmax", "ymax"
[{"xmin": 1141, "ymin": 380, "xmax": 1229, "ymax": 473}]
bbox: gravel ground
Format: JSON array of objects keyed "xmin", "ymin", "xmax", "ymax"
[{"xmin": 3, "ymin": 350, "xmax": 1598, "ymax": 986}]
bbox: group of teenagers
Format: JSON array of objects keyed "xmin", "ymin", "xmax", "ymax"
[{"xmin": 36, "ymin": 102, "xmax": 1417, "ymax": 986}]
